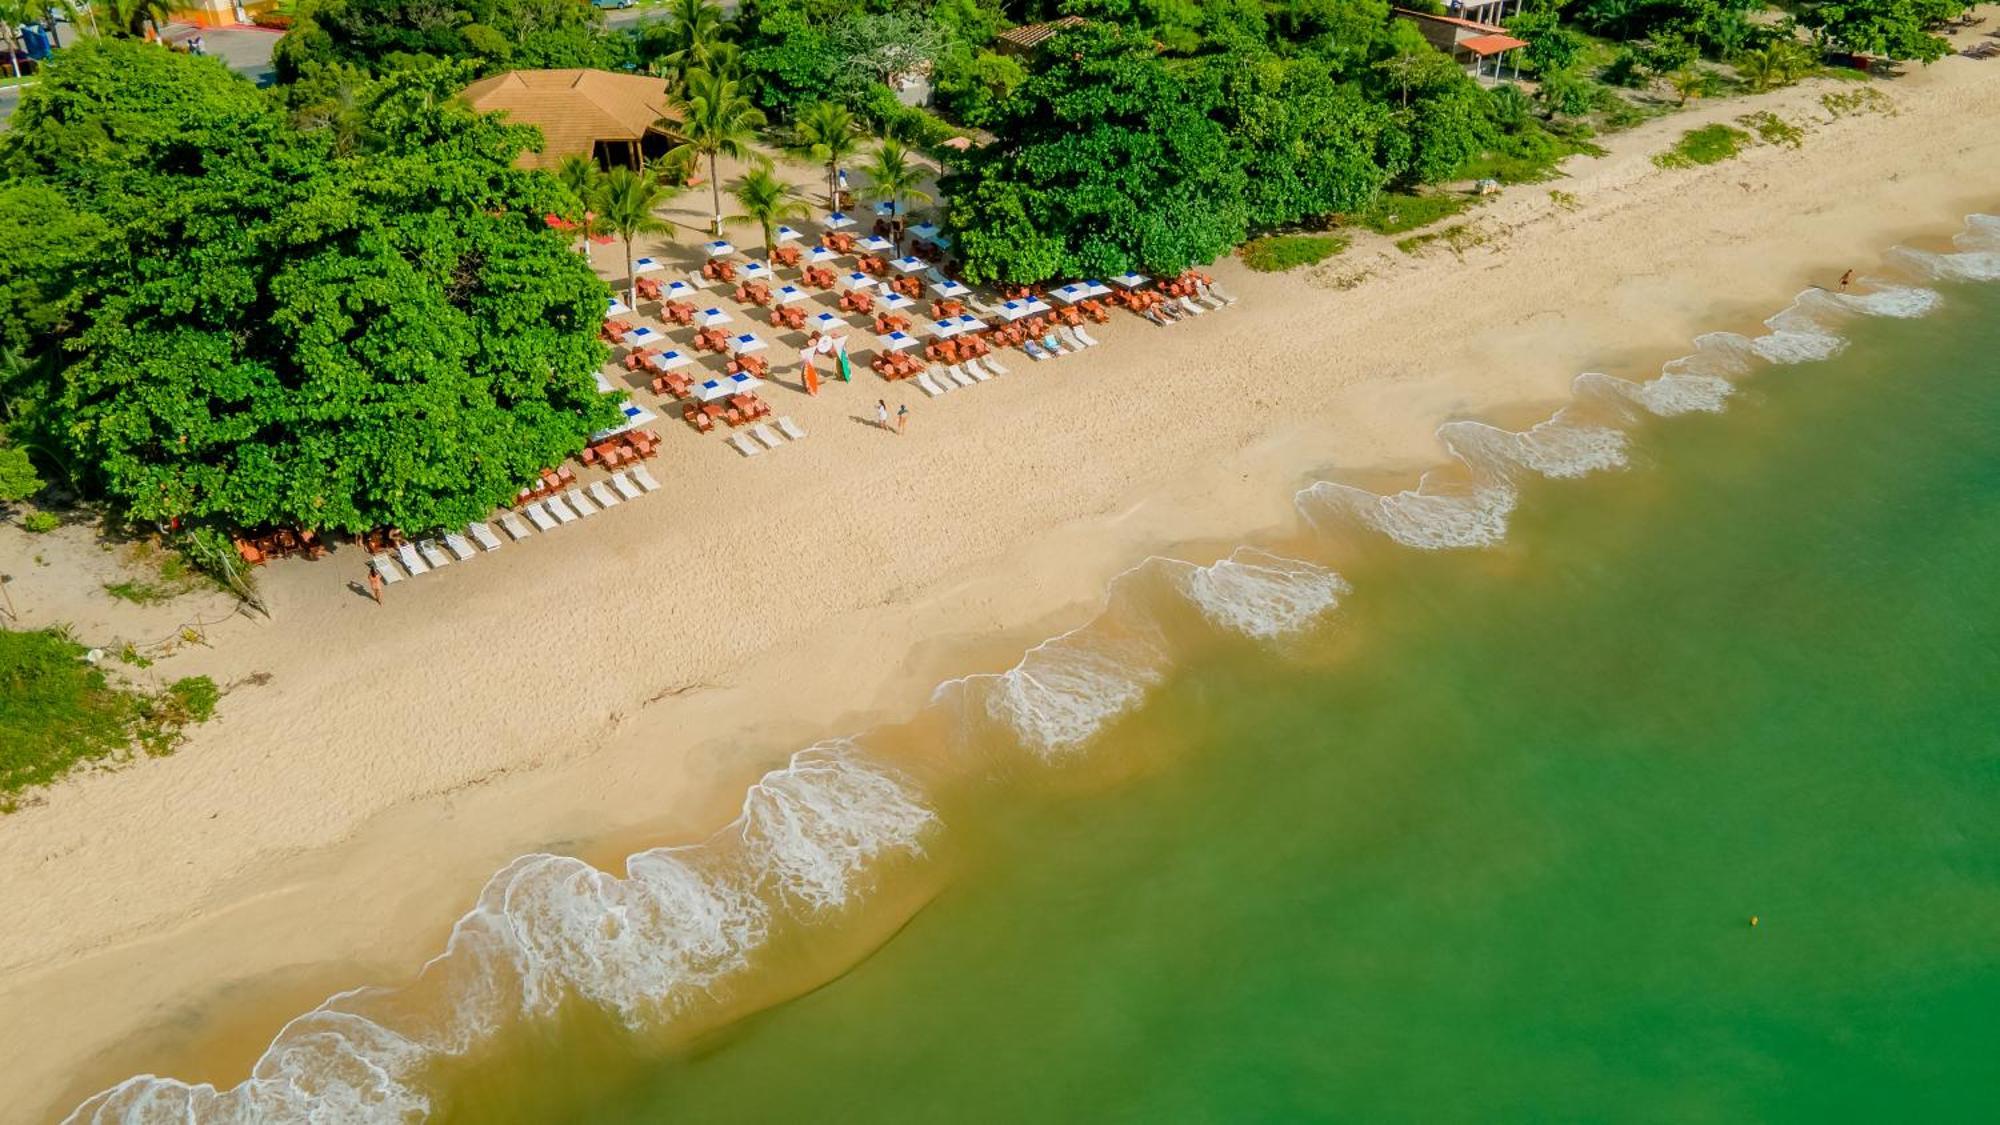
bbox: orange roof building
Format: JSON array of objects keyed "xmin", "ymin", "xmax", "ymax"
[
  {"xmin": 461, "ymin": 69, "xmax": 679, "ymax": 171},
  {"xmin": 1392, "ymin": 8, "xmax": 1529, "ymax": 80}
]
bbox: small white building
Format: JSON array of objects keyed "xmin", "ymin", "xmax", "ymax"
[{"xmin": 1393, "ymin": 7, "xmax": 1529, "ymax": 81}]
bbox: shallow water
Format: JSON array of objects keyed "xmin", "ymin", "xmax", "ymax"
[{"xmin": 67, "ymin": 221, "xmax": 2000, "ymax": 1123}]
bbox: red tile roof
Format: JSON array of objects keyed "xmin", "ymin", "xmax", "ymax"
[{"xmin": 1459, "ymin": 33, "xmax": 1529, "ymax": 55}]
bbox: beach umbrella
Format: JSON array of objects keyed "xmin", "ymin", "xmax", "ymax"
[
  {"xmin": 591, "ymin": 400, "xmax": 658, "ymax": 442},
  {"xmin": 592, "ymin": 370, "xmax": 618, "ymax": 393},
  {"xmin": 953, "ymin": 314, "xmax": 982, "ymax": 333},
  {"xmin": 859, "ymin": 235, "xmax": 895, "ymax": 254},
  {"xmin": 773, "ymin": 285, "xmax": 809, "ymax": 305},
  {"xmin": 997, "ymin": 299, "xmax": 1034, "ymax": 322},
  {"xmin": 837, "ymin": 271, "xmax": 873, "ymax": 291},
  {"xmin": 622, "ymin": 326, "xmax": 663, "ymax": 346},
  {"xmin": 881, "ymin": 331, "xmax": 917, "ymax": 351},
  {"xmin": 930, "ymin": 279, "xmax": 971, "ymax": 299},
  {"xmin": 730, "ymin": 332, "xmax": 768, "ymax": 354},
  {"xmin": 879, "ymin": 292, "xmax": 915, "ymax": 311},
  {"xmin": 701, "ymin": 307, "xmax": 733, "ymax": 326},
  {"xmin": 723, "ymin": 371, "xmax": 768, "ymax": 395},
  {"xmin": 1050, "ymin": 283, "xmax": 1091, "ymax": 305},
  {"xmin": 692, "ymin": 378, "xmax": 737, "ymax": 403},
  {"xmin": 874, "ymin": 201, "xmax": 897, "ymax": 218},
  {"xmin": 739, "ymin": 260, "xmax": 771, "ymax": 280},
  {"xmin": 606, "ymin": 297, "xmax": 633, "ymax": 316},
  {"xmin": 1083, "ymin": 280, "xmax": 1113, "ymax": 299},
  {"xmin": 807, "ymin": 245, "xmax": 840, "ymax": 264},
  {"xmin": 665, "ymin": 279, "xmax": 695, "ymax": 300},
  {"xmin": 775, "ymin": 225, "xmax": 803, "ymax": 244},
  {"xmin": 909, "ymin": 223, "xmax": 941, "ymax": 241},
  {"xmin": 704, "ymin": 240, "xmax": 737, "ymax": 258},
  {"xmin": 631, "ymin": 257, "xmax": 666, "ymax": 275},
  {"xmin": 1022, "ymin": 296, "xmax": 1053, "ymax": 316},
  {"xmin": 933, "ymin": 235, "xmax": 953, "ymax": 251},
  {"xmin": 889, "ymin": 256, "xmax": 927, "ymax": 274},
  {"xmin": 811, "ymin": 312, "xmax": 847, "ymax": 333},
  {"xmin": 646, "ymin": 349, "xmax": 694, "ymax": 372},
  {"xmin": 1109, "ymin": 271, "xmax": 1150, "ymax": 289},
  {"xmin": 926, "ymin": 318, "xmax": 961, "ymax": 338},
  {"xmin": 824, "ymin": 212, "xmax": 855, "ymax": 230}
]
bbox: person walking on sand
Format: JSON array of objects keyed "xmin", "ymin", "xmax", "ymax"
[
  {"xmin": 876, "ymin": 399, "xmax": 891, "ymax": 431},
  {"xmin": 1840, "ymin": 269, "xmax": 1855, "ymax": 290},
  {"xmin": 896, "ymin": 403, "xmax": 909, "ymax": 435},
  {"xmin": 367, "ymin": 566, "xmax": 384, "ymax": 605}
]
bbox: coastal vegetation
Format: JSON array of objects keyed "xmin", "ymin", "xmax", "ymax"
[
  {"xmin": 0, "ymin": 625, "xmax": 218, "ymax": 810},
  {"xmin": 1653, "ymin": 121, "xmax": 1755, "ymax": 167},
  {"xmin": 1241, "ymin": 234, "xmax": 1351, "ymax": 273}
]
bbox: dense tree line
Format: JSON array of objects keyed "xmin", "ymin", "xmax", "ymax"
[{"xmin": 0, "ymin": 42, "xmax": 618, "ymax": 537}]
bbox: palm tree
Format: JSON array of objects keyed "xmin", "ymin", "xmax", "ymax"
[
  {"xmin": 554, "ymin": 154, "xmax": 602, "ymax": 252},
  {"xmin": 730, "ymin": 167, "xmax": 809, "ymax": 260},
  {"xmin": 791, "ymin": 101, "xmax": 863, "ymax": 212},
  {"xmin": 859, "ymin": 139, "xmax": 933, "ymax": 252},
  {"xmin": 654, "ymin": 0, "xmax": 729, "ymax": 84},
  {"xmin": 1668, "ymin": 64, "xmax": 1707, "ymax": 107},
  {"xmin": 663, "ymin": 68, "xmax": 767, "ymax": 237},
  {"xmin": 592, "ymin": 168, "xmax": 676, "ymax": 310},
  {"xmin": 1734, "ymin": 47, "xmax": 1780, "ymax": 92},
  {"xmin": 99, "ymin": 0, "xmax": 171, "ymax": 38}
]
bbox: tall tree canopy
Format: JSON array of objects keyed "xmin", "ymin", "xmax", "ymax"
[
  {"xmin": 273, "ymin": 0, "xmax": 612, "ymax": 81},
  {"xmin": 0, "ymin": 42, "xmax": 618, "ymax": 535},
  {"xmin": 1797, "ymin": 0, "xmax": 1959, "ymax": 62},
  {"xmin": 947, "ymin": 26, "xmax": 1248, "ymax": 285}
]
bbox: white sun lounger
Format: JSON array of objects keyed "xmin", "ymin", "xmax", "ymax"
[
  {"xmin": 1177, "ymin": 296, "xmax": 1207, "ymax": 316},
  {"xmin": 498, "ymin": 512, "xmax": 533, "ymax": 540},
  {"xmin": 729, "ymin": 432, "xmax": 762, "ymax": 457},
  {"xmin": 370, "ymin": 554, "xmax": 403, "ymax": 583},
  {"xmin": 610, "ymin": 471, "xmax": 643, "ymax": 500},
  {"xmin": 567, "ymin": 490, "xmax": 598, "ymax": 517},
  {"xmin": 1197, "ymin": 291, "xmax": 1228, "ymax": 310},
  {"xmin": 1207, "ymin": 281, "xmax": 1239, "ymax": 304},
  {"xmin": 752, "ymin": 423, "xmax": 785, "ymax": 449},
  {"xmin": 394, "ymin": 542, "xmax": 428, "ymax": 576},
  {"xmin": 938, "ymin": 364, "xmax": 966, "ymax": 388},
  {"xmin": 964, "ymin": 359, "xmax": 992, "ymax": 381},
  {"xmin": 1054, "ymin": 326, "xmax": 1086, "ymax": 351},
  {"xmin": 916, "ymin": 370, "xmax": 945, "ymax": 397},
  {"xmin": 588, "ymin": 480, "xmax": 620, "ymax": 508},
  {"xmin": 967, "ymin": 296, "xmax": 1002, "ymax": 317},
  {"xmin": 417, "ymin": 539, "xmax": 452, "ymax": 568},
  {"xmin": 443, "ymin": 532, "xmax": 476, "ymax": 561},
  {"xmin": 777, "ymin": 416, "xmax": 807, "ymax": 441},
  {"xmin": 468, "ymin": 522, "xmax": 504, "ymax": 551},
  {"xmin": 1023, "ymin": 341, "xmax": 1051, "ymax": 361},
  {"xmin": 630, "ymin": 464, "xmax": 661, "ymax": 492},
  {"xmin": 1072, "ymin": 326, "xmax": 1101, "ymax": 347},
  {"xmin": 526, "ymin": 501, "xmax": 560, "ymax": 530},
  {"xmin": 982, "ymin": 355, "xmax": 1010, "ymax": 376},
  {"xmin": 547, "ymin": 497, "xmax": 578, "ymax": 525}
]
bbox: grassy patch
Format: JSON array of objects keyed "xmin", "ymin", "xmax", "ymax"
[
  {"xmin": 1652, "ymin": 124, "xmax": 1753, "ymax": 169},
  {"xmin": 1549, "ymin": 189, "xmax": 1581, "ymax": 211},
  {"xmin": 1350, "ymin": 192, "xmax": 1473, "ymax": 236},
  {"xmin": 0, "ymin": 627, "xmax": 220, "ymax": 808},
  {"xmin": 103, "ymin": 579, "xmax": 180, "ymax": 606},
  {"xmin": 1395, "ymin": 223, "xmax": 1491, "ymax": 257},
  {"xmin": 101, "ymin": 544, "xmax": 208, "ymax": 605},
  {"xmin": 1821, "ymin": 87, "xmax": 1896, "ymax": 118},
  {"xmin": 1737, "ymin": 111, "xmax": 1804, "ymax": 148},
  {"xmin": 21, "ymin": 511, "xmax": 58, "ymax": 533},
  {"xmin": 1240, "ymin": 233, "xmax": 1349, "ymax": 272}
]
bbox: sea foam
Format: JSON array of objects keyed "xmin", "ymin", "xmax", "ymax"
[
  {"xmin": 63, "ymin": 744, "xmax": 935, "ymax": 1125},
  {"xmin": 1171, "ymin": 550, "xmax": 1350, "ymax": 640},
  {"xmin": 1297, "ymin": 477, "xmax": 1519, "ymax": 551},
  {"xmin": 1438, "ymin": 415, "xmax": 1630, "ymax": 480},
  {"xmin": 975, "ymin": 628, "xmax": 1168, "ymax": 759}
]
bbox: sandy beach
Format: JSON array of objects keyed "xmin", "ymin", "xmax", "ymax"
[{"xmin": 4, "ymin": 35, "xmax": 1999, "ymax": 1120}]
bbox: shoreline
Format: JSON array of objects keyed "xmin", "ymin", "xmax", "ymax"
[{"xmin": 7, "ymin": 51, "xmax": 2000, "ymax": 1121}]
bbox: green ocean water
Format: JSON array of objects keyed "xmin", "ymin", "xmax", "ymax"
[{"xmin": 420, "ymin": 275, "xmax": 2000, "ymax": 1122}]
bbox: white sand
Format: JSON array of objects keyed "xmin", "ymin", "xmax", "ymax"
[{"xmin": 4, "ymin": 41, "xmax": 2000, "ymax": 1117}]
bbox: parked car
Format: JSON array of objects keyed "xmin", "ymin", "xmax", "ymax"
[{"xmin": 590, "ymin": 0, "xmax": 635, "ymax": 8}]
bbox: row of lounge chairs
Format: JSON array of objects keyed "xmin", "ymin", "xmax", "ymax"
[
  {"xmin": 727, "ymin": 415, "xmax": 809, "ymax": 457},
  {"xmin": 915, "ymin": 356, "xmax": 1012, "ymax": 397},
  {"xmin": 370, "ymin": 466, "xmax": 662, "ymax": 581},
  {"xmin": 1023, "ymin": 324, "xmax": 1100, "ymax": 362}
]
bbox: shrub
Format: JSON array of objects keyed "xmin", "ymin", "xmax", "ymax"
[
  {"xmin": 1653, "ymin": 123, "xmax": 1752, "ymax": 169},
  {"xmin": 1348, "ymin": 191, "xmax": 1471, "ymax": 236},
  {"xmin": 21, "ymin": 511, "xmax": 58, "ymax": 533},
  {"xmin": 1241, "ymin": 233, "xmax": 1349, "ymax": 272},
  {"xmin": 166, "ymin": 676, "xmax": 220, "ymax": 725},
  {"xmin": 1738, "ymin": 110, "xmax": 1803, "ymax": 148}
]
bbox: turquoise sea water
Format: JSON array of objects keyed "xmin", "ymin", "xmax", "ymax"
[{"xmin": 65, "ymin": 221, "xmax": 2000, "ymax": 1124}]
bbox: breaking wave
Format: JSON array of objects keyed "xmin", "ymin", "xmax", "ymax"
[
  {"xmin": 1576, "ymin": 370, "xmax": 1734, "ymax": 416},
  {"xmin": 1298, "ymin": 477, "xmax": 1519, "ymax": 551},
  {"xmin": 1889, "ymin": 213, "xmax": 2000, "ymax": 282},
  {"xmin": 971, "ymin": 627, "xmax": 1169, "ymax": 760},
  {"xmin": 1439, "ymin": 414, "xmax": 1630, "ymax": 480},
  {"xmin": 63, "ymin": 745, "xmax": 934, "ymax": 1125},
  {"xmin": 1169, "ymin": 550, "xmax": 1350, "ymax": 640}
]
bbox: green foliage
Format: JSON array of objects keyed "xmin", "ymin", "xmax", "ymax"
[
  {"xmin": 0, "ymin": 444, "xmax": 40, "ymax": 502},
  {"xmin": 1210, "ymin": 57, "xmax": 1396, "ymax": 231},
  {"xmin": 21, "ymin": 511, "xmax": 58, "ymax": 533},
  {"xmin": 790, "ymin": 100, "xmax": 864, "ymax": 209},
  {"xmin": 1240, "ymin": 233, "xmax": 1348, "ymax": 272},
  {"xmin": 0, "ymin": 43, "xmax": 618, "ymax": 536},
  {"xmin": 1570, "ymin": 0, "xmax": 1763, "ymax": 59},
  {"xmin": 668, "ymin": 67, "xmax": 769, "ymax": 234},
  {"xmin": 1797, "ymin": 0, "xmax": 1957, "ymax": 63},
  {"xmin": 932, "ymin": 48, "xmax": 1025, "ymax": 129},
  {"xmin": 948, "ymin": 26, "xmax": 1248, "ymax": 285},
  {"xmin": 593, "ymin": 168, "xmax": 677, "ymax": 307},
  {"xmin": 1733, "ymin": 38, "xmax": 1818, "ymax": 91},
  {"xmin": 1508, "ymin": 10, "xmax": 1586, "ymax": 75},
  {"xmin": 1737, "ymin": 110, "xmax": 1803, "ymax": 148},
  {"xmin": 273, "ymin": 0, "xmax": 611, "ymax": 80},
  {"xmin": 1652, "ymin": 122, "xmax": 1751, "ymax": 168},
  {"xmin": 729, "ymin": 165, "xmax": 809, "ymax": 256},
  {"xmin": 1350, "ymin": 190, "xmax": 1471, "ymax": 235},
  {"xmin": 1535, "ymin": 66, "xmax": 1600, "ymax": 117},
  {"xmin": 859, "ymin": 138, "xmax": 933, "ymax": 224},
  {"xmin": 0, "ymin": 626, "xmax": 220, "ymax": 805}
]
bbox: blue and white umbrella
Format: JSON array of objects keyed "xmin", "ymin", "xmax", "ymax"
[
  {"xmin": 730, "ymin": 332, "xmax": 767, "ymax": 354},
  {"xmin": 889, "ymin": 255, "xmax": 928, "ymax": 274},
  {"xmin": 811, "ymin": 312, "xmax": 846, "ymax": 332},
  {"xmin": 824, "ymin": 212, "xmax": 856, "ymax": 230},
  {"xmin": 665, "ymin": 279, "xmax": 696, "ymax": 299},
  {"xmin": 837, "ymin": 271, "xmax": 874, "ymax": 291},
  {"xmin": 807, "ymin": 245, "xmax": 841, "ymax": 264},
  {"xmin": 704, "ymin": 240, "xmax": 736, "ymax": 258},
  {"xmin": 700, "ymin": 307, "xmax": 733, "ymax": 327},
  {"xmin": 773, "ymin": 285, "xmax": 809, "ymax": 305},
  {"xmin": 879, "ymin": 292, "xmax": 915, "ymax": 311},
  {"xmin": 859, "ymin": 235, "xmax": 895, "ymax": 254},
  {"xmin": 739, "ymin": 260, "xmax": 771, "ymax": 279},
  {"xmin": 606, "ymin": 297, "xmax": 633, "ymax": 316},
  {"xmin": 1109, "ymin": 271, "xmax": 1150, "ymax": 289},
  {"xmin": 631, "ymin": 257, "xmax": 667, "ymax": 275},
  {"xmin": 646, "ymin": 349, "xmax": 693, "ymax": 372},
  {"xmin": 929, "ymin": 279, "xmax": 970, "ymax": 299},
  {"xmin": 874, "ymin": 201, "xmax": 898, "ymax": 218},
  {"xmin": 881, "ymin": 331, "xmax": 917, "ymax": 351},
  {"xmin": 774, "ymin": 225, "xmax": 803, "ymax": 244},
  {"xmin": 623, "ymin": 325, "xmax": 664, "ymax": 346},
  {"xmin": 909, "ymin": 223, "xmax": 941, "ymax": 241}
]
